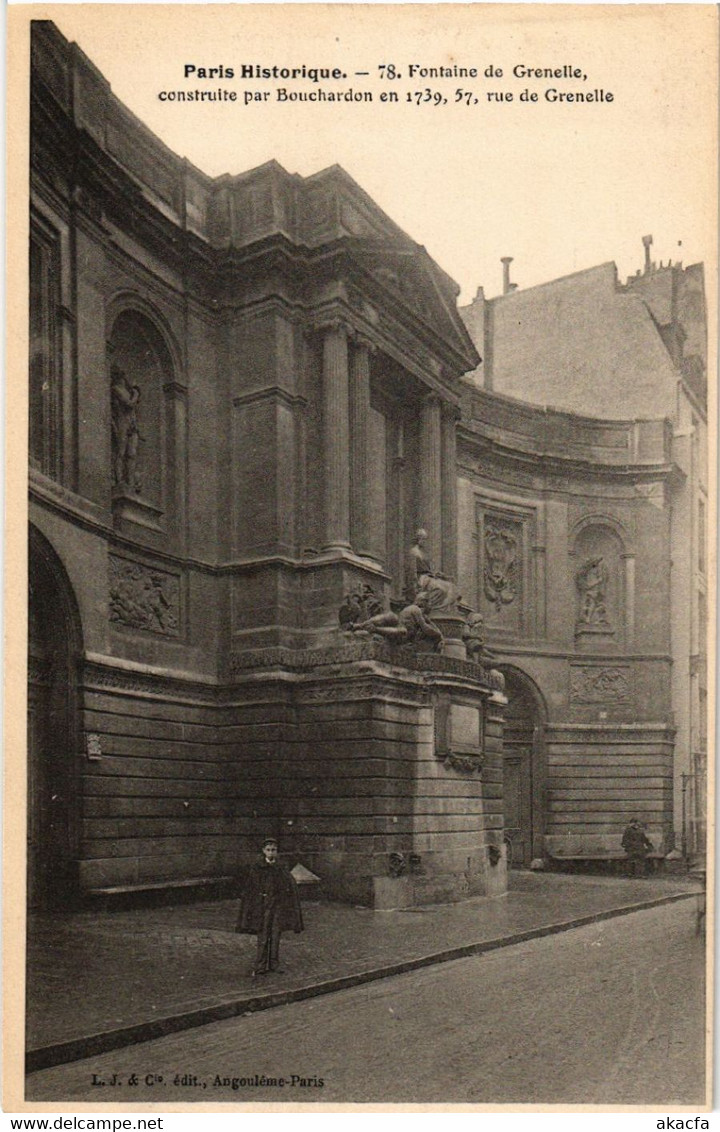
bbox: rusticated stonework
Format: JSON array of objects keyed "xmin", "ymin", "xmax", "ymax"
[
  {"xmin": 109, "ymin": 556, "xmax": 181, "ymax": 636},
  {"xmin": 570, "ymin": 664, "xmax": 631, "ymax": 703}
]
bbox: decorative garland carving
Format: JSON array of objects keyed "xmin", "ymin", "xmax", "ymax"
[
  {"xmin": 229, "ymin": 639, "xmax": 499, "ymax": 688},
  {"xmin": 82, "ymin": 660, "xmax": 216, "ymax": 702},
  {"xmin": 443, "ymin": 751, "xmax": 484, "ymax": 775},
  {"xmin": 298, "ymin": 678, "xmax": 429, "ymax": 705},
  {"xmin": 570, "ymin": 665, "xmax": 631, "ymax": 704}
]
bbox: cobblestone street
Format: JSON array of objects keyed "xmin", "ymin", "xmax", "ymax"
[{"xmin": 27, "ymin": 899, "xmax": 706, "ymax": 1107}]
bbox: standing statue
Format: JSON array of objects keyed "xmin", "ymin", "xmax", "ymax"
[
  {"xmin": 576, "ymin": 556, "xmax": 609, "ymax": 625},
  {"xmin": 111, "ymin": 366, "xmax": 142, "ymax": 491},
  {"xmin": 406, "ymin": 528, "xmax": 458, "ymax": 610}
]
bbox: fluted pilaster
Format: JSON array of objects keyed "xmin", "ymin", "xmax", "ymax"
[
  {"xmin": 322, "ymin": 321, "xmax": 351, "ymax": 550},
  {"xmin": 349, "ymin": 334, "xmax": 373, "ymax": 557},
  {"xmin": 419, "ymin": 394, "xmax": 442, "ymax": 558},
  {"xmin": 441, "ymin": 402, "xmax": 459, "ymax": 579}
]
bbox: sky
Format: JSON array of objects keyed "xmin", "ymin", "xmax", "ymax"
[{"xmin": 17, "ymin": 4, "xmax": 718, "ymax": 302}]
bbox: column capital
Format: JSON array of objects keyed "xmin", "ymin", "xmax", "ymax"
[
  {"xmin": 349, "ymin": 328, "xmax": 378, "ymax": 354},
  {"xmin": 441, "ymin": 400, "xmax": 462, "ymax": 423},
  {"xmin": 422, "ymin": 391, "xmax": 444, "ymax": 411},
  {"xmin": 306, "ymin": 314, "xmax": 350, "ymax": 338}
]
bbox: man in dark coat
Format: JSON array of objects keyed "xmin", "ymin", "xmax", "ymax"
[
  {"xmin": 236, "ymin": 838, "xmax": 304, "ymax": 977},
  {"xmin": 621, "ymin": 819, "xmax": 654, "ymax": 877}
]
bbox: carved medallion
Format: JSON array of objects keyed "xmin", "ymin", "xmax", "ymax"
[{"xmin": 483, "ymin": 521, "xmax": 519, "ymax": 608}]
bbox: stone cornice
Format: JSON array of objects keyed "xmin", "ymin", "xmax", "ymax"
[
  {"xmin": 457, "ymin": 431, "xmax": 678, "ymax": 484},
  {"xmin": 32, "ymin": 41, "xmax": 475, "ymax": 390},
  {"xmin": 79, "ymin": 641, "xmax": 500, "ymax": 703},
  {"xmin": 229, "ymin": 638, "xmax": 501, "ymax": 690},
  {"xmin": 232, "ymin": 386, "xmax": 307, "ymax": 411}
]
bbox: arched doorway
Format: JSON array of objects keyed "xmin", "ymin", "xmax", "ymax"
[
  {"xmin": 497, "ymin": 667, "xmax": 547, "ymax": 868},
  {"xmin": 28, "ymin": 528, "xmax": 83, "ymax": 910}
]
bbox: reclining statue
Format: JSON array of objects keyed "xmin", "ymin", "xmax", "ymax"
[{"xmin": 351, "ymin": 589, "xmax": 443, "ymax": 653}]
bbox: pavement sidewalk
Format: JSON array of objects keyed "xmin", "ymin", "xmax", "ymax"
[{"xmin": 26, "ymin": 871, "xmax": 701, "ymax": 1073}]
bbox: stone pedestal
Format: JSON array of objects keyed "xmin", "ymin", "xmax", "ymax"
[
  {"xmin": 432, "ymin": 609, "xmax": 468, "ymax": 659},
  {"xmin": 226, "ymin": 638, "xmax": 507, "ymax": 908},
  {"xmin": 111, "ymin": 486, "xmax": 163, "ymax": 531}
]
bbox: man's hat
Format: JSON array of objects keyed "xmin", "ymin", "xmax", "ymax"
[{"xmin": 262, "ymin": 837, "xmax": 278, "ymax": 848}]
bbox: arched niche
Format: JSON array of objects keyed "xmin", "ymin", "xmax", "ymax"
[
  {"xmin": 570, "ymin": 519, "xmax": 629, "ymax": 647},
  {"xmin": 107, "ymin": 307, "xmax": 179, "ymax": 534}
]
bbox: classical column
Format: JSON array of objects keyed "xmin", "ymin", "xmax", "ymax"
[
  {"xmin": 322, "ymin": 321, "xmax": 351, "ymax": 550},
  {"xmin": 419, "ymin": 394, "xmax": 442, "ymax": 563},
  {"xmin": 349, "ymin": 334, "xmax": 373, "ymax": 557},
  {"xmin": 440, "ymin": 402, "xmax": 459, "ymax": 579}
]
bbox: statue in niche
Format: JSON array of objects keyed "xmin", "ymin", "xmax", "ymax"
[
  {"xmin": 349, "ymin": 588, "xmax": 444, "ymax": 653},
  {"xmin": 576, "ymin": 556, "xmax": 610, "ymax": 626},
  {"xmin": 483, "ymin": 524, "xmax": 518, "ymax": 608},
  {"xmin": 406, "ymin": 528, "xmax": 458, "ymax": 610},
  {"xmin": 462, "ymin": 612, "xmax": 497, "ymax": 663},
  {"xmin": 111, "ymin": 366, "xmax": 142, "ymax": 491}
]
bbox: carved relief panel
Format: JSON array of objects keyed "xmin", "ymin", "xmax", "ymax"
[
  {"xmin": 476, "ymin": 506, "xmax": 532, "ymax": 638},
  {"xmin": 109, "ymin": 555, "xmax": 181, "ymax": 636},
  {"xmin": 483, "ymin": 519, "xmax": 520, "ymax": 610},
  {"xmin": 570, "ymin": 663, "xmax": 632, "ymax": 703}
]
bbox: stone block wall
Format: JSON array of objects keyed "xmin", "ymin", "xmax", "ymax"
[
  {"xmin": 79, "ymin": 677, "xmax": 229, "ymax": 891},
  {"xmin": 544, "ymin": 724, "xmax": 674, "ymax": 859},
  {"xmin": 72, "ymin": 646, "xmax": 506, "ymax": 907}
]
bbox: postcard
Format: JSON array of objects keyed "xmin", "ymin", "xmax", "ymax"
[{"xmin": 6, "ymin": 2, "xmax": 716, "ymax": 1113}]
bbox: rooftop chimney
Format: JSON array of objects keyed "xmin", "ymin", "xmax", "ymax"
[
  {"xmin": 642, "ymin": 234, "xmax": 653, "ymax": 274},
  {"xmin": 501, "ymin": 256, "xmax": 514, "ymax": 295}
]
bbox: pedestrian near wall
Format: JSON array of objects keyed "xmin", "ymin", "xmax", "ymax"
[
  {"xmin": 621, "ymin": 818, "xmax": 654, "ymax": 878},
  {"xmin": 236, "ymin": 838, "xmax": 304, "ymax": 977}
]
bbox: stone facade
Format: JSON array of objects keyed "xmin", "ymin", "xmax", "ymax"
[
  {"xmin": 28, "ymin": 22, "xmax": 505, "ymax": 910},
  {"xmin": 460, "ymin": 249, "xmax": 707, "ymax": 864},
  {"xmin": 28, "ymin": 22, "xmax": 706, "ymax": 910}
]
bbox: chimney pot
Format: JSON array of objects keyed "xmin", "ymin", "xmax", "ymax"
[
  {"xmin": 642, "ymin": 234, "xmax": 653, "ymax": 274},
  {"xmin": 500, "ymin": 256, "xmax": 514, "ymax": 295}
]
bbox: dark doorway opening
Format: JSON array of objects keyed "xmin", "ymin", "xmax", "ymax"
[
  {"xmin": 498, "ymin": 667, "xmax": 546, "ymax": 868},
  {"xmin": 28, "ymin": 528, "xmax": 82, "ymax": 911}
]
